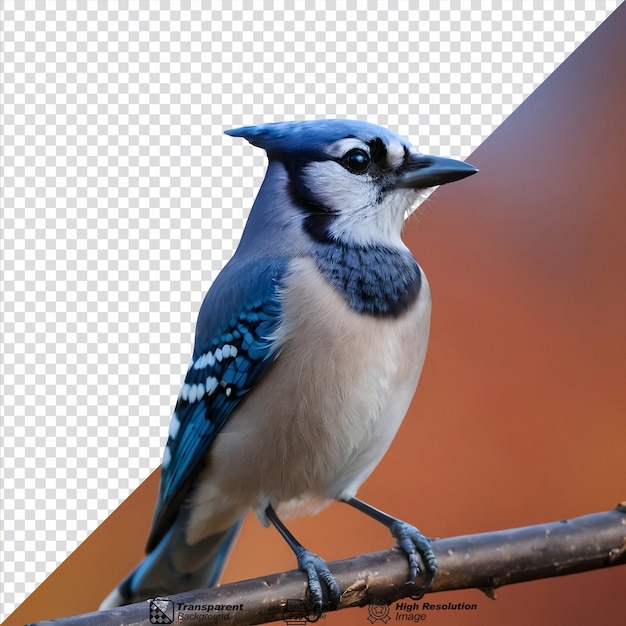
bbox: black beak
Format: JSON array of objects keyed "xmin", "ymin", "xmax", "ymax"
[{"xmin": 398, "ymin": 152, "xmax": 478, "ymax": 189}]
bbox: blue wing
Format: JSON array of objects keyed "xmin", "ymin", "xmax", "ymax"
[{"xmin": 146, "ymin": 256, "xmax": 287, "ymax": 551}]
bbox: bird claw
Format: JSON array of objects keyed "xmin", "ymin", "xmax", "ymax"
[
  {"xmin": 389, "ymin": 520, "xmax": 437, "ymax": 595},
  {"xmin": 295, "ymin": 546, "xmax": 341, "ymax": 617}
]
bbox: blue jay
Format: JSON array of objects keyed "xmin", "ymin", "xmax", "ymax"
[{"xmin": 101, "ymin": 119, "xmax": 477, "ymax": 613}]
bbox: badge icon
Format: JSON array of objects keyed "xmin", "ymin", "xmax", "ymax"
[{"xmin": 367, "ymin": 599, "xmax": 391, "ymax": 623}]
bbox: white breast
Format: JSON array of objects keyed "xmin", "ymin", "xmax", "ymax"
[{"xmin": 186, "ymin": 256, "xmax": 430, "ymax": 544}]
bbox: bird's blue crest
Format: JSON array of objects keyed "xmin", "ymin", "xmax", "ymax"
[{"xmin": 225, "ymin": 119, "xmax": 409, "ymax": 156}]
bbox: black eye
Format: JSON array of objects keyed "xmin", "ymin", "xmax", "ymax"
[{"xmin": 341, "ymin": 148, "xmax": 370, "ymax": 174}]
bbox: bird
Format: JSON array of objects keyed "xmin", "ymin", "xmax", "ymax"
[{"xmin": 100, "ymin": 119, "xmax": 477, "ymax": 614}]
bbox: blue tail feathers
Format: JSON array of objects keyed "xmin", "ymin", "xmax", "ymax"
[{"xmin": 100, "ymin": 517, "xmax": 243, "ymax": 608}]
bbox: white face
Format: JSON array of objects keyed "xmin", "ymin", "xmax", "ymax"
[{"xmin": 301, "ymin": 137, "xmax": 431, "ymax": 247}]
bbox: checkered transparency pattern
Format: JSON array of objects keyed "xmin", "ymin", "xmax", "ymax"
[{"xmin": 0, "ymin": 1, "xmax": 619, "ymax": 618}]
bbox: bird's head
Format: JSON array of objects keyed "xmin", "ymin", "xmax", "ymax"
[{"xmin": 226, "ymin": 119, "xmax": 477, "ymax": 247}]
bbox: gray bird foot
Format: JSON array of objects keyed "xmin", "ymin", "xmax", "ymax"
[
  {"xmin": 389, "ymin": 520, "xmax": 438, "ymax": 596},
  {"xmin": 294, "ymin": 546, "xmax": 341, "ymax": 617}
]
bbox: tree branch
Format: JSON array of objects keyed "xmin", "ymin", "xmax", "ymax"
[{"xmin": 29, "ymin": 504, "xmax": 626, "ymax": 626}]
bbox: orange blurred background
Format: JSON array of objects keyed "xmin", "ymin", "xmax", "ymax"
[{"xmin": 5, "ymin": 5, "xmax": 626, "ymax": 625}]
